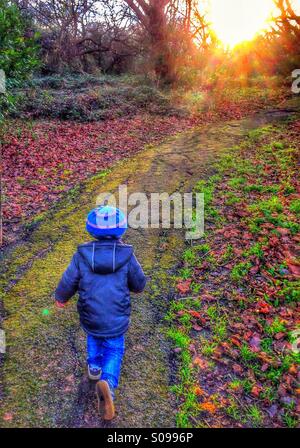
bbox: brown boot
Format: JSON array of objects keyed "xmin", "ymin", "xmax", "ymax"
[{"xmin": 96, "ymin": 380, "xmax": 115, "ymax": 421}]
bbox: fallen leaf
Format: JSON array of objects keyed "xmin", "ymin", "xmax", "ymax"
[
  {"xmin": 194, "ymin": 386, "xmax": 206, "ymax": 396},
  {"xmin": 198, "ymin": 401, "xmax": 217, "ymax": 414},
  {"xmin": 3, "ymin": 413, "xmax": 13, "ymax": 421},
  {"xmin": 286, "ymin": 260, "xmax": 300, "ymax": 277},
  {"xmin": 255, "ymin": 300, "xmax": 273, "ymax": 314},
  {"xmin": 177, "ymin": 280, "xmax": 191, "ymax": 294},
  {"xmin": 249, "ymin": 335, "xmax": 261, "ymax": 351},
  {"xmin": 189, "ymin": 310, "xmax": 202, "ymax": 319},
  {"xmin": 274, "ymin": 332, "xmax": 286, "ymax": 340},
  {"xmin": 251, "ymin": 385, "xmax": 262, "ymax": 398},
  {"xmin": 289, "ymin": 364, "xmax": 298, "ymax": 375},
  {"xmin": 231, "ymin": 336, "xmax": 242, "ymax": 347},
  {"xmin": 193, "ymin": 357, "xmax": 209, "ymax": 369},
  {"xmin": 232, "ymin": 363, "xmax": 243, "ymax": 375}
]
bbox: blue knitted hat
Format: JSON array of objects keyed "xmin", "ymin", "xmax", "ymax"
[{"xmin": 86, "ymin": 206, "xmax": 127, "ymax": 239}]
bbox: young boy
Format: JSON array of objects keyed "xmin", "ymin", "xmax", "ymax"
[{"xmin": 55, "ymin": 205, "xmax": 147, "ymax": 420}]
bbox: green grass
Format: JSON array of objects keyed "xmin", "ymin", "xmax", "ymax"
[
  {"xmin": 282, "ymin": 412, "xmax": 298, "ymax": 428},
  {"xmin": 212, "ymin": 318, "xmax": 227, "ymax": 340},
  {"xmin": 225, "ymin": 192, "xmax": 242, "ymax": 205},
  {"xmin": 194, "ymin": 243, "xmax": 211, "ymax": 254},
  {"xmin": 226, "ymin": 399, "xmax": 243, "ymax": 422},
  {"xmin": 167, "ymin": 319, "xmax": 201, "ymax": 427},
  {"xmin": 265, "ymin": 317, "xmax": 286, "ymax": 336},
  {"xmin": 289, "ymin": 199, "xmax": 300, "ymax": 216},
  {"xmin": 240, "ymin": 344, "xmax": 257, "ymax": 363},
  {"xmin": 201, "ymin": 339, "xmax": 218, "ymax": 356},
  {"xmin": 222, "ymin": 243, "xmax": 234, "ymax": 262},
  {"xmin": 246, "ymin": 405, "xmax": 263, "ymax": 427},
  {"xmin": 179, "ymin": 267, "xmax": 193, "ymax": 280},
  {"xmin": 279, "ymin": 281, "xmax": 300, "ymax": 303},
  {"xmin": 247, "ymin": 126, "xmax": 274, "ymax": 142},
  {"xmin": 243, "ymin": 242, "xmax": 264, "ymax": 260},
  {"xmin": 244, "ymin": 183, "xmax": 264, "ymax": 193},
  {"xmin": 195, "ymin": 180, "xmax": 215, "ymax": 206},
  {"xmin": 182, "ymin": 248, "xmax": 196, "ymax": 264},
  {"xmin": 228, "ymin": 379, "xmax": 242, "ymax": 391},
  {"xmin": 248, "ymin": 196, "xmax": 284, "ymax": 215},
  {"xmin": 228, "ymin": 177, "xmax": 247, "ymax": 188},
  {"xmin": 272, "ymin": 141, "xmax": 284, "ymax": 150},
  {"xmin": 206, "ymin": 305, "xmax": 219, "ymax": 321},
  {"xmin": 260, "ymin": 337, "xmax": 273, "ymax": 353},
  {"xmin": 179, "ymin": 313, "xmax": 193, "ymax": 331},
  {"xmin": 261, "ymin": 386, "xmax": 277, "ymax": 403},
  {"xmin": 167, "ymin": 328, "xmax": 191, "ymax": 349},
  {"xmin": 282, "ymin": 181, "xmax": 296, "ymax": 195},
  {"xmin": 231, "ymin": 261, "xmax": 252, "ymax": 282}
]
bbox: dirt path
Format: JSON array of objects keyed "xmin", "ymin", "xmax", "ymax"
[{"xmin": 0, "ymin": 104, "xmax": 297, "ymax": 428}]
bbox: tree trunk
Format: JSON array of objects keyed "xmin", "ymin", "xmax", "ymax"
[
  {"xmin": 147, "ymin": 1, "xmax": 175, "ymax": 84},
  {"xmin": 124, "ymin": 0, "xmax": 175, "ymax": 84}
]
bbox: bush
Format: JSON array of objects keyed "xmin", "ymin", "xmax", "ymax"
[
  {"xmin": 0, "ymin": 0, "xmax": 40, "ymax": 121},
  {"xmin": 11, "ymin": 75, "xmax": 177, "ymax": 121},
  {"xmin": 0, "ymin": 0, "xmax": 39, "ymax": 80},
  {"xmin": 23, "ymin": 74, "xmax": 117, "ymax": 90}
]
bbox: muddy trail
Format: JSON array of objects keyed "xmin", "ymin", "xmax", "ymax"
[{"xmin": 0, "ymin": 104, "xmax": 298, "ymax": 428}]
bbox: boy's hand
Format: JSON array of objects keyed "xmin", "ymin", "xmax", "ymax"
[{"xmin": 55, "ymin": 300, "xmax": 66, "ymax": 309}]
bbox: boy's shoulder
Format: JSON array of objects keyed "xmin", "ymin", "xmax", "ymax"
[{"xmin": 77, "ymin": 240, "xmax": 134, "ymax": 249}]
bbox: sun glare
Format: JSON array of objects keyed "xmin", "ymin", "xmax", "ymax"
[{"xmin": 209, "ymin": 0, "xmax": 277, "ymax": 48}]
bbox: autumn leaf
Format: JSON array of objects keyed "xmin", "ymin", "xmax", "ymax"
[
  {"xmin": 251, "ymin": 385, "xmax": 262, "ymax": 398},
  {"xmin": 231, "ymin": 336, "xmax": 242, "ymax": 347},
  {"xmin": 177, "ymin": 280, "xmax": 191, "ymax": 294},
  {"xmin": 193, "ymin": 357, "xmax": 208, "ymax": 369},
  {"xmin": 189, "ymin": 310, "xmax": 202, "ymax": 319},
  {"xmin": 3, "ymin": 413, "xmax": 13, "ymax": 421},
  {"xmin": 198, "ymin": 401, "xmax": 217, "ymax": 414},
  {"xmin": 286, "ymin": 259, "xmax": 300, "ymax": 278},
  {"xmin": 194, "ymin": 386, "xmax": 206, "ymax": 397},
  {"xmin": 255, "ymin": 301, "xmax": 273, "ymax": 314},
  {"xmin": 289, "ymin": 364, "xmax": 298, "ymax": 375},
  {"xmin": 232, "ymin": 364, "xmax": 243, "ymax": 375}
]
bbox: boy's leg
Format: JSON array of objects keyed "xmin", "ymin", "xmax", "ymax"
[
  {"xmin": 96, "ymin": 335, "xmax": 125, "ymax": 420},
  {"xmin": 86, "ymin": 334, "xmax": 103, "ymax": 380},
  {"xmin": 99, "ymin": 335, "xmax": 125, "ymax": 398}
]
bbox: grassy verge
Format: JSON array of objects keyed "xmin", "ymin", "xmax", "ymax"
[{"xmin": 167, "ymin": 117, "xmax": 300, "ymax": 428}]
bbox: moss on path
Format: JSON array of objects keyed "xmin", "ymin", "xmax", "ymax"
[{"xmin": 0, "ymin": 104, "xmax": 298, "ymax": 427}]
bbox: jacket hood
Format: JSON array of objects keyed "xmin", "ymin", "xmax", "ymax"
[{"xmin": 77, "ymin": 240, "xmax": 133, "ymax": 274}]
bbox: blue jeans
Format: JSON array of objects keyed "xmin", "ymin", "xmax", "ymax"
[{"xmin": 87, "ymin": 334, "xmax": 125, "ymax": 393}]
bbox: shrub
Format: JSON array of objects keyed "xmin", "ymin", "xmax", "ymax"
[
  {"xmin": 0, "ymin": 0, "xmax": 39, "ymax": 80},
  {"xmin": 11, "ymin": 75, "xmax": 176, "ymax": 121}
]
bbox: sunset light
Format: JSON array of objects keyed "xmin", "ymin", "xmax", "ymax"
[{"xmin": 209, "ymin": 0, "xmax": 276, "ymax": 47}]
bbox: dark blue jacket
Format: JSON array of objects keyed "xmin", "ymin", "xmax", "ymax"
[{"xmin": 55, "ymin": 239, "xmax": 147, "ymax": 338}]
